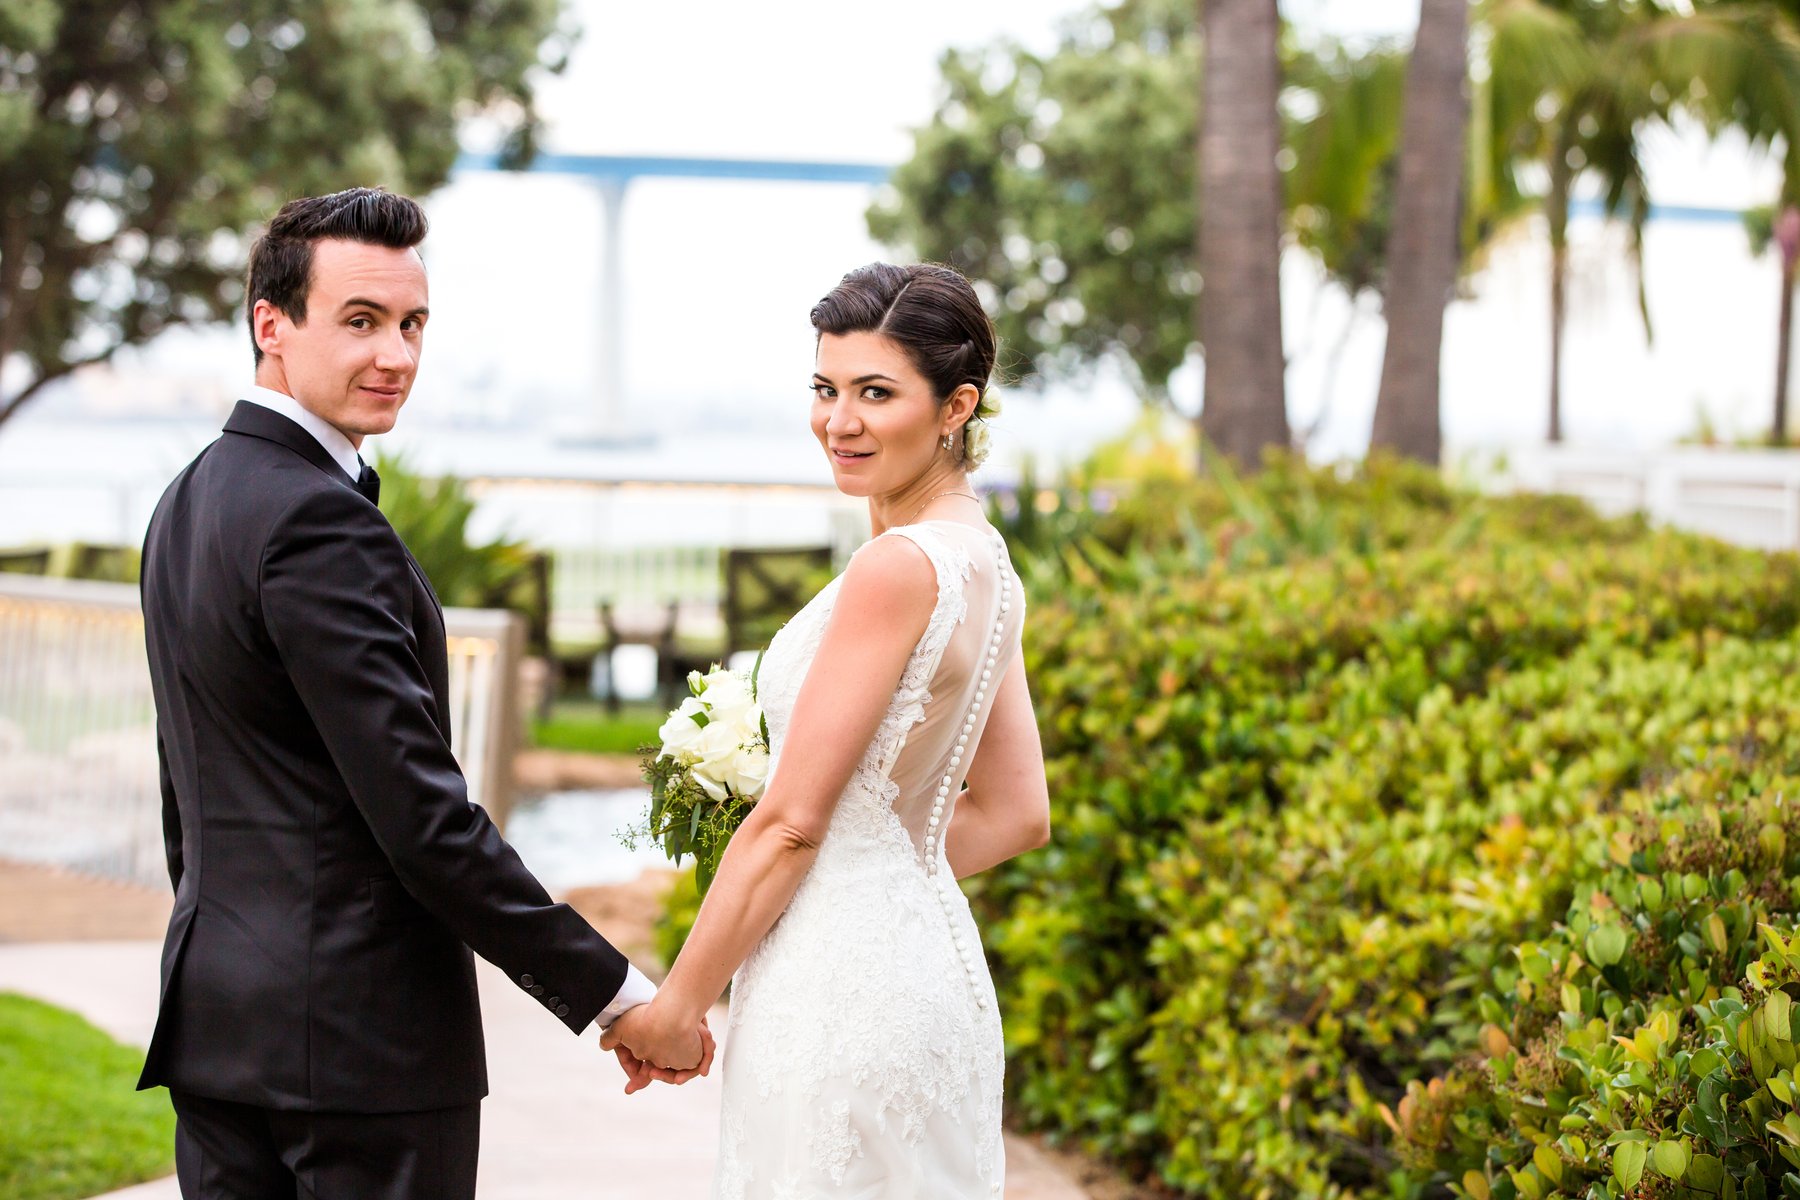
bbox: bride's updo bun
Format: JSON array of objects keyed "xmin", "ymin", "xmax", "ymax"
[{"xmin": 810, "ymin": 263, "xmax": 1000, "ymax": 470}]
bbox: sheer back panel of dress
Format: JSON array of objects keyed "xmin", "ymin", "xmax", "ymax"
[{"xmin": 877, "ymin": 522, "xmax": 1025, "ymax": 866}]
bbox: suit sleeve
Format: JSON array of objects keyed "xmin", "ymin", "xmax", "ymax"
[
  {"xmin": 259, "ymin": 485, "xmax": 627, "ymax": 1033},
  {"xmin": 156, "ymin": 732, "xmax": 183, "ymax": 892}
]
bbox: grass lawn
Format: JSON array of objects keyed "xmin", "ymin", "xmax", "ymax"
[
  {"xmin": 0, "ymin": 992, "xmax": 173, "ymax": 1200},
  {"xmin": 530, "ymin": 700, "xmax": 666, "ymax": 757}
]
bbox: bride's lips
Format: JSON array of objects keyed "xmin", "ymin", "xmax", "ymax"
[{"xmin": 831, "ymin": 448, "xmax": 874, "ymax": 465}]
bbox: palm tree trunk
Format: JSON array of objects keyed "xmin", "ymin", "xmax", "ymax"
[
  {"xmin": 1370, "ymin": 0, "xmax": 1469, "ymax": 466},
  {"xmin": 1197, "ymin": 0, "xmax": 1290, "ymax": 469},
  {"xmin": 1546, "ymin": 135, "xmax": 1573, "ymax": 445},
  {"xmin": 1774, "ymin": 205, "xmax": 1799, "ymax": 446}
]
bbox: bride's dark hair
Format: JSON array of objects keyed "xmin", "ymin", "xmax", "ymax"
[{"xmin": 809, "ymin": 264, "xmax": 996, "ymax": 404}]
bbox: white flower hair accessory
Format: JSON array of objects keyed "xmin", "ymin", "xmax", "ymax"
[{"xmin": 963, "ymin": 391, "xmax": 1002, "ymax": 471}]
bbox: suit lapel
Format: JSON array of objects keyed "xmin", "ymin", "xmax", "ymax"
[{"xmin": 222, "ymin": 401, "xmax": 357, "ymax": 490}]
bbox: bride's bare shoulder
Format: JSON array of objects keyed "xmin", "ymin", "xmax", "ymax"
[{"xmin": 832, "ymin": 532, "xmax": 938, "ymax": 630}]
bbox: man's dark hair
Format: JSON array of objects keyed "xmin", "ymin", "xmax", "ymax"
[{"xmin": 245, "ymin": 187, "xmax": 428, "ymax": 365}]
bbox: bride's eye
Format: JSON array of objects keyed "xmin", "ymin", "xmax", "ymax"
[
  {"xmin": 863, "ymin": 386, "xmax": 889, "ymax": 400},
  {"xmin": 811, "ymin": 383, "xmax": 835, "ymax": 400}
]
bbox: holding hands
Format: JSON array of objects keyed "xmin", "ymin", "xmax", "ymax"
[{"xmin": 602, "ymin": 998, "xmax": 715, "ymax": 1095}]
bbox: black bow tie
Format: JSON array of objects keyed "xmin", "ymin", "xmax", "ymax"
[{"xmin": 355, "ymin": 461, "xmax": 381, "ymax": 506}]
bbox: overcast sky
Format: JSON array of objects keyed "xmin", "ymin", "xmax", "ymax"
[{"xmin": 58, "ymin": 0, "xmax": 1787, "ymax": 467}]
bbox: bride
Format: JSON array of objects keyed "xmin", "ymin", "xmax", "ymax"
[{"xmin": 605, "ymin": 261, "xmax": 1051, "ymax": 1198}]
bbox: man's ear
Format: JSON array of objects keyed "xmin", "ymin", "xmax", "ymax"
[{"xmin": 251, "ymin": 299, "xmax": 286, "ymax": 360}]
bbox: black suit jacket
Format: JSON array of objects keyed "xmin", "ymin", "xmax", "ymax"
[{"xmin": 137, "ymin": 401, "xmax": 627, "ymax": 1112}]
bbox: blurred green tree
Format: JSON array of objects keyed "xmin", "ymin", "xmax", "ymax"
[
  {"xmin": 1480, "ymin": 0, "xmax": 1800, "ymax": 443},
  {"xmin": 0, "ymin": 0, "xmax": 574, "ymax": 431},
  {"xmin": 867, "ymin": 0, "xmax": 1501, "ymax": 458},
  {"xmin": 1692, "ymin": 0, "xmax": 1800, "ymax": 444}
]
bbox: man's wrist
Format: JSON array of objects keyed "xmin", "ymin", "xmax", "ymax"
[{"xmin": 594, "ymin": 962, "xmax": 658, "ymax": 1029}]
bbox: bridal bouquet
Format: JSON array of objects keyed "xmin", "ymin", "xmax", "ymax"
[{"xmin": 630, "ymin": 660, "xmax": 769, "ymax": 892}]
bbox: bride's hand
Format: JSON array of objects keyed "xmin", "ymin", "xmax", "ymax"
[{"xmin": 601, "ymin": 1000, "xmax": 711, "ymax": 1076}]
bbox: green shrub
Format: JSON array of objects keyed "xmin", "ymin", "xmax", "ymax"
[
  {"xmin": 971, "ymin": 457, "xmax": 1800, "ymax": 1196},
  {"xmin": 655, "ymin": 866, "xmax": 702, "ymax": 972},
  {"xmin": 1393, "ymin": 780, "xmax": 1800, "ymax": 1200}
]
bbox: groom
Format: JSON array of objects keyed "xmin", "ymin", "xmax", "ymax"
[{"xmin": 137, "ymin": 187, "xmax": 709, "ymax": 1199}]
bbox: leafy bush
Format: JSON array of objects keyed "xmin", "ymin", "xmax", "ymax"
[
  {"xmin": 1393, "ymin": 778, "xmax": 1800, "ymax": 1200},
  {"xmin": 969, "ymin": 456, "xmax": 1800, "ymax": 1196},
  {"xmin": 374, "ymin": 451, "xmax": 551, "ymax": 649}
]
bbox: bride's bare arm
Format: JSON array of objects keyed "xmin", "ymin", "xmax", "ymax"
[
  {"xmin": 944, "ymin": 654, "xmax": 1050, "ymax": 878},
  {"xmin": 606, "ymin": 536, "xmax": 937, "ymax": 1065}
]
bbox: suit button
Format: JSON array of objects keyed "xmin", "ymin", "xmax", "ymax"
[
  {"xmin": 547, "ymin": 995, "xmax": 561, "ymax": 1008},
  {"xmin": 555, "ymin": 1004, "xmax": 571, "ymax": 1018},
  {"xmin": 520, "ymin": 974, "xmax": 534, "ymax": 988},
  {"xmin": 530, "ymin": 985, "xmax": 545, "ymax": 997}
]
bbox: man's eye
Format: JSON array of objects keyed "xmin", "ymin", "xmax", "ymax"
[{"xmin": 350, "ymin": 317, "xmax": 372, "ymax": 330}]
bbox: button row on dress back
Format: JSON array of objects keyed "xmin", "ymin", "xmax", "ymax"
[{"xmin": 926, "ymin": 530, "xmax": 1011, "ymax": 1011}]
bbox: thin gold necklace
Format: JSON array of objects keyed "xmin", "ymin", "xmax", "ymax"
[{"xmin": 904, "ymin": 489, "xmax": 979, "ymax": 527}]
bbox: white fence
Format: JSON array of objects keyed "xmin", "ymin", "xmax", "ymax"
[
  {"xmin": 0, "ymin": 575, "xmax": 525, "ymax": 887},
  {"xmin": 1497, "ymin": 446, "xmax": 1800, "ymax": 552}
]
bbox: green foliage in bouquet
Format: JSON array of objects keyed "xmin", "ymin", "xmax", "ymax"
[
  {"xmin": 964, "ymin": 453, "xmax": 1800, "ymax": 1196},
  {"xmin": 1392, "ymin": 780, "xmax": 1800, "ymax": 1200},
  {"xmin": 638, "ymin": 753, "xmax": 757, "ymax": 895}
]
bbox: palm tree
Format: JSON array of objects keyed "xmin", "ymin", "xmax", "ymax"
[
  {"xmin": 1198, "ymin": 0, "xmax": 1291, "ymax": 467},
  {"xmin": 1484, "ymin": 0, "xmax": 1800, "ymax": 444},
  {"xmin": 1688, "ymin": 1, "xmax": 1800, "ymax": 444},
  {"xmin": 1371, "ymin": 0, "xmax": 1473, "ymax": 464}
]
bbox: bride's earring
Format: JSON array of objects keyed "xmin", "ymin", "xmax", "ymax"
[{"xmin": 942, "ymin": 433, "xmax": 953, "ymax": 451}]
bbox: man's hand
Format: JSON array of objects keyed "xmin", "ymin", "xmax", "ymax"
[{"xmin": 600, "ymin": 1003, "xmax": 714, "ymax": 1091}]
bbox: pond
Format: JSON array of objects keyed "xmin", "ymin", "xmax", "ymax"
[{"xmin": 502, "ymin": 787, "xmax": 673, "ymax": 892}]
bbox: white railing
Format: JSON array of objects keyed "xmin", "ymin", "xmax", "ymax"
[
  {"xmin": 1496, "ymin": 446, "xmax": 1800, "ymax": 552},
  {"xmin": 0, "ymin": 575, "xmax": 525, "ymax": 887}
]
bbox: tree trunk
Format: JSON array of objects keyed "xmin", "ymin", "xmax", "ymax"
[
  {"xmin": 1773, "ymin": 205, "xmax": 1800, "ymax": 446},
  {"xmin": 1546, "ymin": 139, "xmax": 1572, "ymax": 445},
  {"xmin": 1370, "ymin": 0, "xmax": 1469, "ymax": 466},
  {"xmin": 1197, "ymin": 0, "xmax": 1290, "ymax": 469}
]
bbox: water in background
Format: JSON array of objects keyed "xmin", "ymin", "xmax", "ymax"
[{"xmin": 503, "ymin": 787, "xmax": 671, "ymax": 892}]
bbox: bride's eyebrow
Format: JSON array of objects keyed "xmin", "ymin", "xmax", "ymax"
[{"xmin": 811, "ymin": 372, "xmax": 899, "ymax": 386}]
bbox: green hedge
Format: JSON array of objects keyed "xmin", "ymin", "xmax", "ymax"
[
  {"xmin": 972, "ymin": 458, "xmax": 1800, "ymax": 1196},
  {"xmin": 1392, "ymin": 778, "xmax": 1800, "ymax": 1200}
]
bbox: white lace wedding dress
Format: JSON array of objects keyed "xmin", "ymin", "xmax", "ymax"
[{"xmin": 714, "ymin": 519, "xmax": 1024, "ymax": 1200}]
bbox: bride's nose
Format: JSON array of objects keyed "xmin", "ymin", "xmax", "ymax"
[{"xmin": 825, "ymin": 405, "xmax": 863, "ymax": 438}]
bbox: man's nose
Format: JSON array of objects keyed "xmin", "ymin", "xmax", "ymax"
[{"xmin": 373, "ymin": 327, "xmax": 415, "ymax": 373}]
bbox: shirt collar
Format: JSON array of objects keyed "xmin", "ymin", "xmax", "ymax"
[{"xmin": 240, "ymin": 386, "xmax": 363, "ymax": 482}]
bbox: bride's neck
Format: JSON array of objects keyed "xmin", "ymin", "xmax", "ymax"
[{"xmin": 870, "ymin": 466, "xmax": 974, "ymax": 536}]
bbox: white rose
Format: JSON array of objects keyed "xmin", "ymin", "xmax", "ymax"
[
  {"xmin": 725, "ymin": 743, "xmax": 770, "ymax": 798},
  {"xmin": 658, "ymin": 696, "xmax": 708, "ymax": 760},
  {"xmin": 691, "ymin": 720, "xmax": 744, "ymax": 795},
  {"xmin": 965, "ymin": 420, "xmax": 993, "ymax": 470},
  {"xmin": 702, "ymin": 668, "xmax": 753, "ymax": 709}
]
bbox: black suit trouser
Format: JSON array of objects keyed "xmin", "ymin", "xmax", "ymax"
[{"xmin": 169, "ymin": 1090, "xmax": 479, "ymax": 1200}]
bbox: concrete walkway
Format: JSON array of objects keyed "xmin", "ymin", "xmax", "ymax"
[{"xmin": 0, "ymin": 862, "xmax": 1086, "ymax": 1198}]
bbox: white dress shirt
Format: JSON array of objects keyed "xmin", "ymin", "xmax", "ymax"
[
  {"xmin": 237, "ymin": 385, "xmax": 659, "ymax": 1026},
  {"xmin": 240, "ymin": 386, "xmax": 363, "ymax": 481}
]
